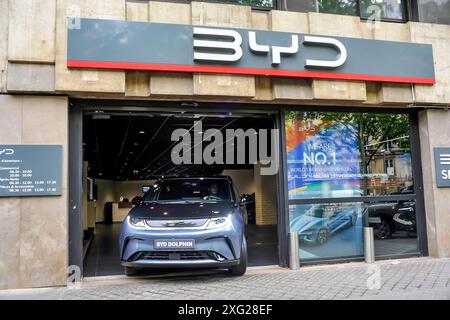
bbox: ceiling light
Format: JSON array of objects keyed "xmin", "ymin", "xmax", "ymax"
[{"xmin": 139, "ymin": 131, "xmax": 145, "ymax": 134}]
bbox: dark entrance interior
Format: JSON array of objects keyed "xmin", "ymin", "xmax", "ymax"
[{"xmin": 81, "ymin": 108, "xmax": 279, "ymax": 277}]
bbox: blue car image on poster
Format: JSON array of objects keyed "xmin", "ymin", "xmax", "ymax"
[{"xmin": 285, "ymin": 114, "xmax": 364, "ymax": 261}]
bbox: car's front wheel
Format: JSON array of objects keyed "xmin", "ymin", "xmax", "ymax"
[
  {"xmin": 316, "ymin": 228, "xmax": 328, "ymax": 245},
  {"xmin": 374, "ymin": 219, "xmax": 392, "ymax": 239},
  {"xmin": 229, "ymin": 237, "xmax": 247, "ymax": 276}
]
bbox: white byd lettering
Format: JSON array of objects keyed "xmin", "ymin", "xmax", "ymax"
[
  {"xmin": 303, "ymin": 35, "xmax": 347, "ymax": 68},
  {"xmin": 249, "ymin": 31, "xmax": 299, "ymax": 65},
  {"xmin": 193, "ymin": 27, "xmax": 347, "ymax": 68},
  {"xmin": 193, "ymin": 27, "xmax": 242, "ymax": 62},
  {"xmin": 0, "ymin": 149, "xmax": 14, "ymax": 155}
]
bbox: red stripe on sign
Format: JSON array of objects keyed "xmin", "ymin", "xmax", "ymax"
[{"xmin": 67, "ymin": 60, "xmax": 436, "ymax": 85}]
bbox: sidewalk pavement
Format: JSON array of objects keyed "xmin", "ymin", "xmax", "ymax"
[{"xmin": 0, "ymin": 257, "xmax": 449, "ymax": 300}]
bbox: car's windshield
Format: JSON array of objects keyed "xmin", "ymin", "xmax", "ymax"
[
  {"xmin": 306, "ymin": 206, "xmax": 324, "ymax": 218},
  {"xmin": 144, "ymin": 179, "xmax": 233, "ymax": 203}
]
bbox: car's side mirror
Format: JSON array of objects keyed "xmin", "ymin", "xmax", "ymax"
[
  {"xmin": 239, "ymin": 194, "xmax": 251, "ymax": 206},
  {"xmin": 131, "ymin": 196, "xmax": 143, "ymax": 206}
]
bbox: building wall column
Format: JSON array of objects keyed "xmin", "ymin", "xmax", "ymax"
[
  {"xmin": 0, "ymin": 94, "xmax": 68, "ymax": 289},
  {"xmin": 418, "ymin": 109, "xmax": 450, "ymax": 258}
]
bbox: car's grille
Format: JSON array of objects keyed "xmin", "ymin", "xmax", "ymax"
[
  {"xmin": 128, "ymin": 251, "xmax": 226, "ymax": 262},
  {"xmin": 145, "ymin": 219, "xmax": 209, "ymax": 228}
]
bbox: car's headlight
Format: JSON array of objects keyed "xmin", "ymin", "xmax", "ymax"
[
  {"xmin": 129, "ymin": 216, "xmax": 146, "ymax": 229},
  {"xmin": 206, "ymin": 215, "xmax": 231, "ymax": 229},
  {"xmin": 299, "ymin": 229, "xmax": 314, "ymax": 235}
]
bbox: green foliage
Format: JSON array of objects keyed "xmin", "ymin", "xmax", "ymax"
[
  {"xmin": 206, "ymin": 0, "xmax": 273, "ymax": 7},
  {"xmin": 318, "ymin": 0, "xmax": 358, "ymax": 16},
  {"xmin": 285, "ymin": 110, "xmax": 411, "ymax": 167}
]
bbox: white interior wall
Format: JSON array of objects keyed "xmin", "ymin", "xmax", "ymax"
[
  {"xmin": 93, "ymin": 179, "xmax": 155, "ymax": 222},
  {"xmin": 222, "ymin": 169, "xmax": 256, "ymax": 196}
]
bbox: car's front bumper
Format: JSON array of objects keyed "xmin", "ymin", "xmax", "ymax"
[
  {"xmin": 119, "ymin": 215, "xmax": 244, "ymax": 268},
  {"xmin": 121, "ymin": 259, "xmax": 240, "ymax": 269}
]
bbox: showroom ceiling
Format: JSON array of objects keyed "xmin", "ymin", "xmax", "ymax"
[{"xmin": 83, "ymin": 111, "xmax": 274, "ymax": 180}]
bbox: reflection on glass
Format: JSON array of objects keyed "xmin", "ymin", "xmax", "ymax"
[
  {"xmin": 285, "ymin": 0, "xmax": 358, "ymax": 15},
  {"xmin": 319, "ymin": 0, "xmax": 358, "ymax": 15},
  {"xmin": 286, "ymin": 0, "xmax": 317, "ymax": 12},
  {"xmin": 367, "ymin": 199, "xmax": 419, "ymax": 258},
  {"xmin": 290, "ymin": 200, "xmax": 419, "ymax": 261},
  {"xmin": 418, "ymin": 0, "xmax": 450, "ymax": 25},
  {"xmin": 360, "ymin": 0, "xmax": 405, "ymax": 20},
  {"xmin": 290, "ymin": 203, "xmax": 364, "ymax": 261},
  {"xmin": 285, "ymin": 111, "xmax": 413, "ymax": 199},
  {"xmin": 217, "ymin": 0, "xmax": 274, "ymax": 7}
]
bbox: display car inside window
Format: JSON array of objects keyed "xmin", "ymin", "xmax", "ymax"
[
  {"xmin": 290, "ymin": 202, "xmax": 364, "ymax": 260},
  {"xmin": 285, "ymin": 111, "xmax": 420, "ymax": 262},
  {"xmin": 285, "ymin": 111, "xmax": 413, "ymax": 199},
  {"xmin": 289, "ymin": 199, "xmax": 418, "ymax": 261}
]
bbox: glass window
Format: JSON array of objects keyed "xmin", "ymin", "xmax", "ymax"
[
  {"xmin": 285, "ymin": 111, "xmax": 413, "ymax": 200},
  {"xmin": 286, "ymin": 0, "xmax": 358, "ymax": 15},
  {"xmin": 360, "ymin": 0, "xmax": 406, "ymax": 20},
  {"xmin": 285, "ymin": 110, "xmax": 421, "ymax": 263},
  {"xmin": 417, "ymin": 0, "xmax": 450, "ymax": 25},
  {"xmin": 289, "ymin": 200, "xmax": 419, "ymax": 261},
  {"xmin": 285, "ymin": 0, "xmax": 407, "ymax": 20},
  {"xmin": 290, "ymin": 202, "xmax": 364, "ymax": 260},
  {"xmin": 147, "ymin": 0, "xmax": 274, "ymax": 8},
  {"xmin": 319, "ymin": 0, "xmax": 358, "ymax": 15},
  {"xmin": 147, "ymin": 178, "xmax": 232, "ymax": 202},
  {"xmin": 368, "ymin": 199, "xmax": 418, "ymax": 258}
]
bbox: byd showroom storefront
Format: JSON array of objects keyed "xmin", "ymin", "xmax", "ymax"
[
  {"xmin": 67, "ymin": 15, "xmax": 434, "ymax": 274},
  {"xmin": 0, "ymin": 1, "xmax": 449, "ymax": 289}
]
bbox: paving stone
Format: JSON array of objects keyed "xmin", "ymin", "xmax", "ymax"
[{"xmin": 0, "ymin": 258, "xmax": 449, "ymax": 300}]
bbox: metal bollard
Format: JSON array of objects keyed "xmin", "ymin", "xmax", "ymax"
[
  {"xmin": 364, "ymin": 227, "xmax": 375, "ymax": 264},
  {"xmin": 289, "ymin": 232, "xmax": 300, "ymax": 270}
]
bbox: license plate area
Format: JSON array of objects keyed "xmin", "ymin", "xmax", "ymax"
[{"xmin": 154, "ymin": 239, "xmax": 195, "ymax": 250}]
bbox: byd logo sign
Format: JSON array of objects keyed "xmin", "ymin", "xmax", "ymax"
[
  {"xmin": 193, "ymin": 27, "xmax": 347, "ymax": 69},
  {"xmin": 66, "ymin": 19, "xmax": 436, "ymax": 85}
]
